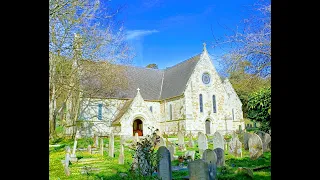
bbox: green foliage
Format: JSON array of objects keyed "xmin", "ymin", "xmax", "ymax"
[
  {"xmin": 247, "ymin": 86, "xmax": 271, "ymax": 132},
  {"xmin": 146, "ymin": 63, "xmax": 158, "ymax": 69}
]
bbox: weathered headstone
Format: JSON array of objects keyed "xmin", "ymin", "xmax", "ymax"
[
  {"xmin": 63, "ymin": 146, "xmax": 71, "ymax": 176},
  {"xmin": 187, "ymin": 132, "xmax": 194, "ymax": 147},
  {"xmin": 177, "ymin": 131, "xmax": 186, "ymax": 150},
  {"xmin": 243, "ymin": 133, "xmax": 252, "ymax": 150},
  {"xmin": 208, "ymin": 163, "xmax": 217, "ymax": 180},
  {"xmin": 159, "ymin": 136, "xmax": 166, "ymax": 147},
  {"xmin": 118, "ymin": 144, "xmax": 124, "ymax": 164},
  {"xmin": 167, "ymin": 145, "xmax": 175, "ymax": 161},
  {"xmin": 229, "ymin": 137, "xmax": 242, "ymax": 157},
  {"xmin": 188, "ymin": 159, "xmax": 209, "ymax": 180},
  {"xmin": 100, "ymin": 138, "xmax": 104, "ymax": 156},
  {"xmin": 93, "ymin": 134, "xmax": 99, "ymax": 147},
  {"xmin": 184, "ymin": 150, "xmax": 196, "ymax": 161},
  {"xmin": 157, "ymin": 146, "xmax": 172, "ymax": 180},
  {"xmin": 70, "ymin": 131, "xmax": 80, "ymax": 162},
  {"xmin": 248, "ymin": 133, "xmax": 263, "ymax": 159},
  {"xmin": 213, "ymin": 148, "xmax": 225, "ymax": 167},
  {"xmin": 213, "ymin": 132, "xmax": 224, "ymax": 150},
  {"xmin": 198, "ymin": 132, "xmax": 208, "ymax": 158},
  {"xmin": 108, "ymin": 133, "xmax": 114, "ymax": 158},
  {"xmin": 256, "ymin": 131, "xmax": 271, "ymax": 152},
  {"xmin": 87, "ymin": 145, "xmax": 92, "ymax": 154},
  {"xmin": 202, "ymin": 149, "xmax": 217, "ymax": 165}
]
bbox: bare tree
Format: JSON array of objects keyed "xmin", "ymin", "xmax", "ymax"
[
  {"xmin": 212, "ymin": 0, "xmax": 271, "ymax": 78},
  {"xmin": 49, "ymin": 0, "xmax": 132, "ymax": 139}
]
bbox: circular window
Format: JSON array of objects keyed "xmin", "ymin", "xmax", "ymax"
[{"xmin": 202, "ymin": 73, "xmax": 211, "ymax": 84}]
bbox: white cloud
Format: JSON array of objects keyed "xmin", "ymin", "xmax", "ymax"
[{"xmin": 126, "ymin": 29, "xmax": 159, "ymax": 40}]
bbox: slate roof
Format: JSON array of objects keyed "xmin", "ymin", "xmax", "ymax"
[{"xmin": 81, "ymin": 53, "xmax": 201, "ymax": 100}]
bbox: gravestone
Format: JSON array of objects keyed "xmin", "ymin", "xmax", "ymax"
[
  {"xmin": 228, "ymin": 137, "xmax": 242, "ymax": 157},
  {"xmin": 243, "ymin": 133, "xmax": 252, "ymax": 150},
  {"xmin": 63, "ymin": 146, "xmax": 71, "ymax": 176},
  {"xmin": 134, "ymin": 132, "xmax": 139, "ymax": 144},
  {"xmin": 118, "ymin": 144, "xmax": 124, "ymax": 164},
  {"xmin": 188, "ymin": 159, "xmax": 209, "ymax": 180},
  {"xmin": 108, "ymin": 133, "xmax": 114, "ymax": 158},
  {"xmin": 70, "ymin": 131, "xmax": 80, "ymax": 162},
  {"xmin": 198, "ymin": 132, "xmax": 208, "ymax": 158},
  {"xmin": 157, "ymin": 146, "xmax": 172, "ymax": 180},
  {"xmin": 93, "ymin": 134, "xmax": 99, "ymax": 148},
  {"xmin": 208, "ymin": 163, "xmax": 217, "ymax": 180},
  {"xmin": 202, "ymin": 149, "xmax": 217, "ymax": 165},
  {"xmin": 256, "ymin": 131, "xmax": 271, "ymax": 152},
  {"xmin": 167, "ymin": 145, "xmax": 175, "ymax": 161},
  {"xmin": 159, "ymin": 137, "xmax": 166, "ymax": 147},
  {"xmin": 184, "ymin": 150, "xmax": 196, "ymax": 161},
  {"xmin": 187, "ymin": 131, "xmax": 194, "ymax": 147},
  {"xmin": 213, "ymin": 148, "xmax": 225, "ymax": 167},
  {"xmin": 100, "ymin": 138, "xmax": 104, "ymax": 156},
  {"xmin": 87, "ymin": 145, "xmax": 92, "ymax": 154},
  {"xmin": 248, "ymin": 133, "xmax": 263, "ymax": 159},
  {"xmin": 177, "ymin": 131, "xmax": 186, "ymax": 150},
  {"xmin": 213, "ymin": 132, "xmax": 224, "ymax": 150}
]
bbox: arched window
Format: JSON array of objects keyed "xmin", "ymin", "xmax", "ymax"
[
  {"xmin": 98, "ymin": 103, "xmax": 103, "ymax": 120},
  {"xmin": 150, "ymin": 106, "xmax": 153, "ymax": 112},
  {"xmin": 212, "ymin": 95, "xmax": 217, "ymax": 113},
  {"xmin": 169, "ymin": 104, "xmax": 173, "ymax": 120},
  {"xmin": 199, "ymin": 94, "xmax": 203, "ymax": 112},
  {"xmin": 232, "ymin": 108, "xmax": 235, "ymax": 120}
]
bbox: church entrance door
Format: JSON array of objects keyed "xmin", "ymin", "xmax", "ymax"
[
  {"xmin": 205, "ymin": 119, "xmax": 211, "ymax": 134},
  {"xmin": 133, "ymin": 119, "xmax": 143, "ymax": 136}
]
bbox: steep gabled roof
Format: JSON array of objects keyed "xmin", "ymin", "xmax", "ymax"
[
  {"xmin": 160, "ymin": 54, "xmax": 201, "ymax": 99},
  {"xmin": 112, "ymin": 99, "xmax": 133, "ymax": 125},
  {"xmin": 81, "ymin": 53, "xmax": 202, "ymax": 100}
]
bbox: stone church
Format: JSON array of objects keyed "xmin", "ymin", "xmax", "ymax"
[{"xmin": 80, "ymin": 44, "xmax": 244, "ymax": 137}]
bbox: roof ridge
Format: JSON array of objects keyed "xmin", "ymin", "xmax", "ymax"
[{"xmin": 164, "ymin": 53, "xmax": 201, "ymax": 71}]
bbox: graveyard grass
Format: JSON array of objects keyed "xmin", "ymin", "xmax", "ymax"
[{"xmin": 49, "ymin": 136, "xmax": 270, "ymax": 180}]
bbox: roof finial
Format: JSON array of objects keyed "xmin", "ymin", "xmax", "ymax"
[
  {"xmin": 203, "ymin": 42, "xmax": 207, "ymax": 52},
  {"xmin": 137, "ymin": 88, "xmax": 140, "ymax": 92}
]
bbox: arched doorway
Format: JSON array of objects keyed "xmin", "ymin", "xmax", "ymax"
[
  {"xmin": 205, "ymin": 119, "xmax": 211, "ymax": 134},
  {"xmin": 133, "ymin": 119, "xmax": 143, "ymax": 136}
]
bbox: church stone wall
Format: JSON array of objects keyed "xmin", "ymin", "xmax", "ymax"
[{"xmin": 183, "ymin": 52, "xmax": 244, "ymax": 136}]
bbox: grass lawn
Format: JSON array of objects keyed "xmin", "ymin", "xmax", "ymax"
[{"xmin": 49, "ymin": 136, "xmax": 270, "ymax": 179}]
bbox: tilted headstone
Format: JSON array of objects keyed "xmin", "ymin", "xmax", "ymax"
[
  {"xmin": 198, "ymin": 132, "xmax": 208, "ymax": 158},
  {"xmin": 213, "ymin": 132, "xmax": 224, "ymax": 150},
  {"xmin": 108, "ymin": 133, "xmax": 114, "ymax": 158},
  {"xmin": 157, "ymin": 146, "xmax": 172, "ymax": 180},
  {"xmin": 93, "ymin": 134, "xmax": 99, "ymax": 147},
  {"xmin": 100, "ymin": 138, "xmax": 104, "ymax": 156},
  {"xmin": 213, "ymin": 148, "xmax": 225, "ymax": 167},
  {"xmin": 87, "ymin": 145, "xmax": 92, "ymax": 154},
  {"xmin": 167, "ymin": 145, "xmax": 175, "ymax": 161},
  {"xmin": 70, "ymin": 131, "xmax": 80, "ymax": 162},
  {"xmin": 243, "ymin": 133, "xmax": 252, "ymax": 150},
  {"xmin": 256, "ymin": 131, "xmax": 271, "ymax": 152},
  {"xmin": 202, "ymin": 149, "xmax": 217, "ymax": 165},
  {"xmin": 248, "ymin": 133, "xmax": 263, "ymax": 159},
  {"xmin": 184, "ymin": 150, "xmax": 196, "ymax": 161},
  {"xmin": 228, "ymin": 137, "xmax": 242, "ymax": 157},
  {"xmin": 118, "ymin": 144, "xmax": 124, "ymax": 164},
  {"xmin": 63, "ymin": 146, "xmax": 71, "ymax": 176},
  {"xmin": 188, "ymin": 159, "xmax": 209, "ymax": 180}
]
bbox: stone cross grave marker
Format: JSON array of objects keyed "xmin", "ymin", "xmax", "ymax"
[
  {"xmin": 157, "ymin": 146, "xmax": 172, "ymax": 180},
  {"xmin": 188, "ymin": 159, "xmax": 209, "ymax": 180},
  {"xmin": 213, "ymin": 148, "xmax": 225, "ymax": 167},
  {"xmin": 248, "ymin": 133, "xmax": 263, "ymax": 159},
  {"xmin": 108, "ymin": 133, "xmax": 114, "ymax": 158}
]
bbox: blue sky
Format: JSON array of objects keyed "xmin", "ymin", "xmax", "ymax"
[{"xmin": 109, "ymin": 0, "xmax": 262, "ymax": 70}]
